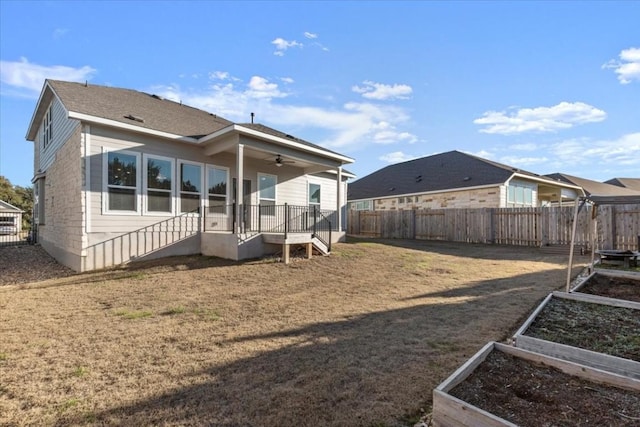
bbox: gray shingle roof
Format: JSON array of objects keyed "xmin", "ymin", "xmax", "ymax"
[
  {"xmin": 348, "ymin": 150, "xmax": 543, "ymax": 200},
  {"xmin": 546, "ymin": 173, "xmax": 640, "ymax": 197},
  {"xmin": 237, "ymin": 123, "xmax": 348, "ymax": 159},
  {"xmin": 47, "ymin": 80, "xmax": 233, "ymax": 138},
  {"xmin": 604, "ymin": 177, "xmax": 640, "ymax": 191}
]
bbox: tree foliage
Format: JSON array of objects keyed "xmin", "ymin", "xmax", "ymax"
[{"xmin": 0, "ymin": 176, "xmax": 33, "ymax": 229}]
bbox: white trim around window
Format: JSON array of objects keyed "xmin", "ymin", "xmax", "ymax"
[
  {"xmin": 206, "ymin": 164, "xmax": 230, "ymax": 214},
  {"xmin": 258, "ymin": 172, "xmax": 277, "ymax": 204},
  {"xmin": 178, "ymin": 159, "xmax": 204, "ymax": 214},
  {"xmin": 143, "ymin": 154, "xmax": 175, "ymax": 216},
  {"xmin": 102, "ymin": 147, "xmax": 142, "ymax": 215},
  {"xmin": 308, "ymin": 181, "xmax": 321, "ymax": 209}
]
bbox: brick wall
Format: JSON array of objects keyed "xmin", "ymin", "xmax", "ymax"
[{"xmin": 374, "ymin": 187, "xmax": 502, "ymax": 210}]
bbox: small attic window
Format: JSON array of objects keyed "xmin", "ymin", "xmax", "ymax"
[{"xmin": 124, "ymin": 114, "xmax": 145, "ymax": 123}]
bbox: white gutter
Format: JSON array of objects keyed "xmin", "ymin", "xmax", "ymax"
[
  {"xmin": 509, "ymin": 172, "xmax": 585, "ymax": 194},
  {"xmin": 67, "ymin": 112, "xmax": 200, "ymax": 143},
  {"xmin": 200, "ymin": 124, "xmax": 355, "ymax": 164}
]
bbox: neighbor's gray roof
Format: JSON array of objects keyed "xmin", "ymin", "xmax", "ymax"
[
  {"xmin": 546, "ymin": 173, "xmax": 640, "ymax": 197},
  {"xmin": 348, "ymin": 150, "xmax": 549, "ymax": 200},
  {"xmin": 604, "ymin": 177, "xmax": 640, "ymax": 192}
]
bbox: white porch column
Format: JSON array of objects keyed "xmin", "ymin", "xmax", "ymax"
[
  {"xmin": 236, "ymin": 143, "xmax": 244, "ymax": 233},
  {"xmin": 336, "ymin": 166, "xmax": 343, "ymax": 232}
]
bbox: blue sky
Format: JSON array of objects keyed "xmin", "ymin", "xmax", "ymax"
[{"xmin": 1, "ymin": 1, "xmax": 639, "ymax": 188}]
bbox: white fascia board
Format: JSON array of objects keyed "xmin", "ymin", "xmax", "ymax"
[
  {"xmin": 324, "ymin": 169, "xmax": 357, "ymax": 179},
  {"xmin": 510, "ymin": 173, "xmax": 585, "ymax": 194},
  {"xmin": 25, "ymin": 81, "xmax": 66, "ymax": 141},
  {"xmin": 67, "ymin": 112, "xmax": 200, "ymax": 143},
  {"xmin": 352, "ymin": 183, "xmax": 502, "ymax": 202},
  {"xmin": 199, "ymin": 124, "xmax": 355, "ymax": 164}
]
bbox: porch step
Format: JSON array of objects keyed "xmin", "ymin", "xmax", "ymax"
[{"xmin": 312, "ymin": 237, "xmax": 330, "ymax": 256}]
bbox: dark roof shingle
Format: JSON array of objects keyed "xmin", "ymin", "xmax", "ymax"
[{"xmin": 348, "ymin": 151, "xmax": 539, "ymax": 200}]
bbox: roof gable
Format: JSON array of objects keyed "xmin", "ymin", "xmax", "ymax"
[
  {"xmin": 546, "ymin": 173, "xmax": 640, "ymax": 197},
  {"xmin": 27, "ymin": 80, "xmax": 233, "ymax": 141},
  {"xmin": 604, "ymin": 177, "xmax": 640, "ymax": 191},
  {"xmin": 0, "ymin": 200, "xmax": 23, "ymax": 212}
]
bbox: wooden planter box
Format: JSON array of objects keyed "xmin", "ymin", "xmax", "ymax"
[
  {"xmin": 432, "ymin": 342, "xmax": 640, "ymax": 427},
  {"xmin": 513, "ymin": 291, "xmax": 640, "ymax": 379},
  {"xmin": 572, "ymin": 270, "xmax": 640, "ymax": 303}
]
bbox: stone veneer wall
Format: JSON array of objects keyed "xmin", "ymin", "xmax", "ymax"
[
  {"xmin": 375, "ymin": 187, "xmax": 502, "ymax": 210},
  {"xmin": 39, "ymin": 125, "xmax": 84, "ymax": 271}
]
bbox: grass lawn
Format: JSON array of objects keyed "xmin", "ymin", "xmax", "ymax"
[{"xmin": 0, "ymin": 238, "xmax": 587, "ymax": 426}]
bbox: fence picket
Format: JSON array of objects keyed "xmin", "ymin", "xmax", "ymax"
[{"xmin": 348, "ymin": 204, "xmax": 640, "ymax": 250}]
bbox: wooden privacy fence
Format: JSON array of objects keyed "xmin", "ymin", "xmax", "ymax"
[{"xmin": 347, "ymin": 204, "xmax": 640, "ymax": 250}]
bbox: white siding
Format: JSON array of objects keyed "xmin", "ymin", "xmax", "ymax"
[{"xmin": 38, "ymin": 97, "xmax": 80, "ymax": 172}]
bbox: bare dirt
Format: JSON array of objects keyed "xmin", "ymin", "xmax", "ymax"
[
  {"xmin": 449, "ymin": 349, "xmax": 640, "ymax": 426},
  {"xmin": 0, "ymin": 239, "xmax": 589, "ymax": 426},
  {"xmin": 524, "ymin": 297, "xmax": 640, "ymax": 361},
  {"xmin": 576, "ymin": 272, "xmax": 640, "ymax": 302}
]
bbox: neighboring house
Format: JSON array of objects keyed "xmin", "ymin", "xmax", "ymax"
[
  {"xmin": 26, "ymin": 80, "xmax": 354, "ymax": 271},
  {"xmin": 546, "ymin": 173, "xmax": 640, "ymax": 197},
  {"xmin": 347, "ymin": 151, "xmax": 584, "ymax": 211},
  {"xmin": 604, "ymin": 178, "xmax": 640, "ymax": 192},
  {"xmin": 0, "ymin": 200, "xmax": 23, "ymax": 235}
]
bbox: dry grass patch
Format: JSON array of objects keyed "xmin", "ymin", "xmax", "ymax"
[{"xmin": 0, "ymin": 239, "xmax": 586, "ymax": 426}]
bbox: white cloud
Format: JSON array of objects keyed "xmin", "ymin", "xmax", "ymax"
[
  {"xmin": 280, "ymin": 77, "xmax": 294, "ymax": 84},
  {"xmin": 271, "ymin": 37, "xmax": 302, "ymax": 56},
  {"xmin": 151, "ymin": 74, "xmax": 416, "ymax": 150},
  {"xmin": 245, "ymin": 76, "xmax": 288, "ymax": 99},
  {"xmin": 499, "ymin": 155, "xmax": 549, "ymax": 166},
  {"xmin": 474, "ymin": 102, "xmax": 607, "ymax": 135},
  {"xmin": 379, "ymin": 151, "xmax": 420, "ymax": 164},
  {"xmin": 0, "ymin": 57, "xmax": 96, "ymax": 96},
  {"xmin": 352, "ymin": 80, "xmax": 413, "ymax": 100},
  {"xmin": 603, "ymin": 47, "xmax": 640, "ymax": 84},
  {"xmin": 304, "ymin": 32, "xmax": 318, "ymax": 39},
  {"xmin": 550, "ymin": 132, "xmax": 640, "ymax": 167},
  {"xmin": 509, "ymin": 143, "xmax": 539, "ymax": 151}
]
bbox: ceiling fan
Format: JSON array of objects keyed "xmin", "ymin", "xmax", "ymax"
[{"xmin": 267, "ymin": 154, "xmax": 295, "ymax": 167}]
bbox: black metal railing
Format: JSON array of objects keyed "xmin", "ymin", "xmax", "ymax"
[
  {"xmin": 204, "ymin": 204, "xmax": 334, "ymax": 249},
  {"xmin": 0, "ymin": 222, "xmax": 37, "ymax": 247},
  {"xmin": 84, "ymin": 208, "xmax": 200, "ymax": 269}
]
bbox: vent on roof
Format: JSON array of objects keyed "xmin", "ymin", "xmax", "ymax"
[
  {"xmin": 124, "ymin": 114, "xmax": 145, "ymax": 123},
  {"xmin": 209, "ymin": 113, "xmax": 217, "ymax": 118},
  {"xmin": 415, "ymin": 175, "xmax": 422, "ymax": 183},
  {"xmin": 389, "ymin": 187, "xmax": 396, "ymax": 192},
  {"xmin": 285, "ymin": 134, "xmax": 295, "ymax": 139},
  {"xmin": 151, "ymin": 94, "xmax": 163, "ymax": 100},
  {"xmin": 463, "ymin": 176, "xmax": 471, "ymax": 181}
]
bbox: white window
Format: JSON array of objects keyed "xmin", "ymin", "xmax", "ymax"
[
  {"xmin": 43, "ymin": 106, "xmax": 53, "ymax": 149},
  {"xmin": 144, "ymin": 155, "xmax": 174, "ymax": 214},
  {"xmin": 350, "ymin": 200, "xmax": 372, "ymax": 211},
  {"xmin": 507, "ymin": 181, "xmax": 535, "ymax": 207},
  {"xmin": 309, "ymin": 183, "xmax": 321, "ymax": 208},
  {"xmin": 258, "ymin": 173, "xmax": 276, "ymax": 215},
  {"xmin": 207, "ymin": 165, "xmax": 228, "ymax": 214},
  {"xmin": 179, "ymin": 161, "xmax": 202, "ymax": 213},
  {"xmin": 105, "ymin": 149, "xmax": 140, "ymax": 213}
]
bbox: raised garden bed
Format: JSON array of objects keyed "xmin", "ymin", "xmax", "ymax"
[
  {"xmin": 513, "ymin": 291, "xmax": 640, "ymax": 379},
  {"xmin": 433, "ymin": 342, "xmax": 640, "ymax": 427},
  {"xmin": 572, "ymin": 270, "xmax": 640, "ymax": 303}
]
